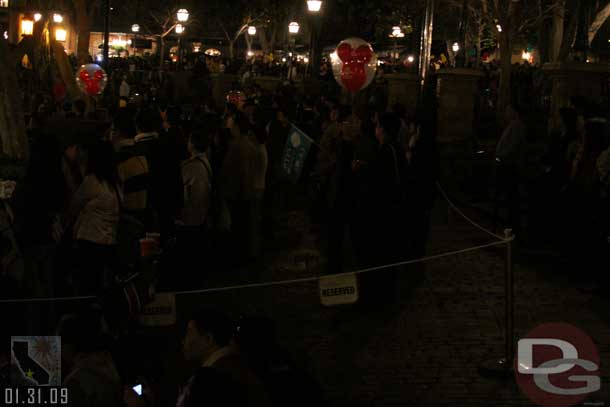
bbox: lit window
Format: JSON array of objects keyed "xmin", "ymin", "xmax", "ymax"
[{"xmin": 0, "ymin": 0, "xmax": 9, "ymax": 8}]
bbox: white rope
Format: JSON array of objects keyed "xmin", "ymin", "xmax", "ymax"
[
  {"xmin": 436, "ymin": 182, "xmax": 506, "ymax": 241},
  {"xmin": 0, "ymin": 239, "xmax": 511, "ymax": 304}
]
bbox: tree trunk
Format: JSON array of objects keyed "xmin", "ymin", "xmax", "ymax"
[
  {"xmin": 497, "ymin": 33, "xmax": 513, "ymax": 122},
  {"xmin": 589, "ymin": 1, "xmax": 610, "ymax": 44},
  {"xmin": 0, "ymin": 38, "xmax": 28, "ymax": 163},
  {"xmin": 228, "ymin": 40, "xmax": 235, "ymax": 60},
  {"xmin": 159, "ymin": 36, "xmax": 165, "ymax": 68},
  {"xmin": 75, "ymin": 0, "xmax": 92, "ymax": 65},
  {"xmin": 259, "ymin": 29, "xmax": 270, "ymax": 54},
  {"xmin": 549, "ymin": 1, "xmax": 565, "ymax": 62},
  {"xmin": 559, "ymin": 1, "xmax": 579, "ymax": 61}
]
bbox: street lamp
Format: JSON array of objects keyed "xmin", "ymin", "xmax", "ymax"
[
  {"xmin": 132, "ymin": 24, "xmax": 140, "ymax": 33},
  {"xmin": 307, "ymin": 0, "xmax": 322, "ymax": 12},
  {"xmin": 53, "ymin": 13, "xmax": 63, "ymax": 23},
  {"xmin": 176, "ymin": 8, "xmax": 189, "ymax": 22},
  {"xmin": 248, "ymin": 26, "xmax": 256, "ymax": 36},
  {"xmin": 55, "ymin": 27, "xmax": 67, "ymax": 42},
  {"xmin": 306, "ymin": 1, "xmax": 323, "ymax": 77},
  {"xmin": 288, "ymin": 22, "xmax": 300, "ymax": 34},
  {"xmin": 21, "ymin": 14, "xmax": 34, "ymax": 36}
]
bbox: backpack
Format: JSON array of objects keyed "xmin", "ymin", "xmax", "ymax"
[{"xmin": 195, "ymin": 157, "xmax": 231, "ymax": 234}]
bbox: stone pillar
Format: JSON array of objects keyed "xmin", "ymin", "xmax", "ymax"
[
  {"xmin": 436, "ymin": 68, "xmax": 482, "ymax": 144},
  {"xmin": 542, "ymin": 62, "xmax": 610, "ymax": 132},
  {"xmin": 385, "ymin": 73, "xmax": 421, "ymax": 118}
]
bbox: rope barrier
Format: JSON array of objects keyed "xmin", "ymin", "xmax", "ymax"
[
  {"xmin": 0, "ymin": 182, "xmax": 513, "ymax": 304},
  {"xmin": 436, "ymin": 182, "xmax": 505, "ymax": 241}
]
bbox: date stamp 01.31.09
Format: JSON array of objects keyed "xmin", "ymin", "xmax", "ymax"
[{"xmin": 3, "ymin": 387, "xmax": 69, "ymax": 406}]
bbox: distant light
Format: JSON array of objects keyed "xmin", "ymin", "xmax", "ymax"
[
  {"xmin": 496, "ymin": 24, "xmax": 502, "ymax": 32},
  {"xmin": 96, "ymin": 54, "xmax": 103, "ymax": 62},
  {"xmin": 522, "ymin": 50, "xmax": 531, "ymax": 61},
  {"xmin": 330, "ymin": 51, "xmax": 338, "ymax": 63},
  {"xmin": 452, "ymin": 42, "xmax": 460, "ymax": 53},
  {"xmin": 282, "ymin": 57, "xmax": 287, "ymax": 63},
  {"xmin": 175, "ymin": 24, "xmax": 184, "ymax": 34},
  {"xmin": 55, "ymin": 28, "xmax": 67, "ymax": 42},
  {"xmin": 132, "ymin": 24, "xmax": 140, "ymax": 33},
  {"xmin": 407, "ymin": 55, "xmax": 415, "ymax": 63},
  {"xmin": 247, "ymin": 51, "xmax": 254, "ymax": 57},
  {"xmin": 288, "ymin": 22, "xmax": 300, "ymax": 34},
  {"xmin": 176, "ymin": 8, "xmax": 189, "ymax": 23},
  {"xmin": 304, "ymin": 57, "xmax": 309, "ymax": 63},
  {"xmin": 248, "ymin": 26, "xmax": 256, "ymax": 36},
  {"xmin": 3, "ymin": 30, "xmax": 8, "ymax": 39},
  {"xmin": 289, "ymin": 52, "xmax": 293, "ymax": 57},
  {"xmin": 53, "ymin": 13, "xmax": 63, "ymax": 23},
  {"xmin": 34, "ymin": 13, "xmax": 42, "ymax": 22},
  {"xmin": 204, "ymin": 48, "xmax": 221, "ymax": 56},
  {"xmin": 477, "ymin": 150, "xmax": 485, "ymax": 154},
  {"xmin": 193, "ymin": 45, "xmax": 200, "ymax": 53},
  {"xmin": 307, "ymin": 0, "xmax": 322, "ymax": 12},
  {"xmin": 127, "ymin": 39, "xmax": 132, "ymax": 45},
  {"xmin": 586, "ymin": 59, "xmax": 590, "ymax": 63}
]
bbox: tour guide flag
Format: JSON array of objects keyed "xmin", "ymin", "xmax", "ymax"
[{"xmin": 281, "ymin": 124, "xmax": 313, "ymax": 182}]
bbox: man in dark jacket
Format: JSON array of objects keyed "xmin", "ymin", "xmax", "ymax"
[
  {"xmin": 177, "ymin": 309, "xmax": 270, "ymax": 407},
  {"xmin": 134, "ymin": 107, "xmax": 183, "ymax": 243}
]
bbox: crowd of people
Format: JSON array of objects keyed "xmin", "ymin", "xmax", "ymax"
[{"xmin": 1, "ymin": 62, "xmax": 444, "ymax": 405}]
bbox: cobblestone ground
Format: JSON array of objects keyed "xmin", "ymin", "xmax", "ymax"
[{"xmin": 165, "ymin": 194, "xmax": 610, "ymax": 407}]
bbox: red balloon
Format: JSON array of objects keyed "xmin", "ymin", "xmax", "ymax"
[
  {"xmin": 337, "ymin": 44, "xmax": 374, "ymax": 93},
  {"xmin": 76, "ymin": 64, "xmax": 108, "ymax": 96},
  {"xmin": 332, "ymin": 38, "xmax": 378, "ymax": 94}
]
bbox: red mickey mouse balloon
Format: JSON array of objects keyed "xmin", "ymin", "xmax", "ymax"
[
  {"xmin": 75, "ymin": 64, "xmax": 108, "ymax": 96},
  {"xmin": 331, "ymin": 38, "xmax": 378, "ymax": 94}
]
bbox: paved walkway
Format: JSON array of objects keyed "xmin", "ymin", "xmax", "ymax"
[{"xmin": 171, "ymin": 194, "xmax": 610, "ymax": 407}]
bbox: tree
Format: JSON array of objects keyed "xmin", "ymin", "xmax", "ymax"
[
  {"xmin": 0, "ymin": 39, "xmax": 28, "ymax": 164},
  {"xmin": 73, "ymin": 0, "xmax": 101, "ymax": 65}
]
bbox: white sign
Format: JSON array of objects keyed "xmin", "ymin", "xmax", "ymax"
[
  {"xmin": 138, "ymin": 293, "xmax": 176, "ymax": 327},
  {"xmin": 319, "ymin": 274, "xmax": 358, "ymax": 306}
]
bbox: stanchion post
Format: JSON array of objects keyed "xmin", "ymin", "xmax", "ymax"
[
  {"xmin": 504, "ymin": 228, "xmax": 514, "ymax": 363},
  {"xmin": 478, "ymin": 228, "xmax": 515, "ymax": 378}
]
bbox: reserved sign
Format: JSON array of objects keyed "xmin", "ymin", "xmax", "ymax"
[
  {"xmin": 138, "ymin": 293, "xmax": 176, "ymax": 326},
  {"xmin": 319, "ymin": 274, "xmax": 359, "ymax": 306}
]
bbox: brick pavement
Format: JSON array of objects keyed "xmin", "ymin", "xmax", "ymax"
[{"xmin": 172, "ymin": 197, "xmax": 610, "ymax": 407}]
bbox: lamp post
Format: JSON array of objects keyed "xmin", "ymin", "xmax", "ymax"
[
  {"xmin": 176, "ymin": 8, "xmax": 189, "ymax": 69},
  {"xmin": 419, "ymin": 0, "xmax": 435, "ymax": 88},
  {"xmin": 389, "ymin": 26, "xmax": 405, "ymax": 66},
  {"xmin": 307, "ymin": 1, "xmax": 322, "ymax": 78},
  {"xmin": 247, "ymin": 26, "xmax": 256, "ymax": 58},
  {"xmin": 102, "ymin": 0, "xmax": 110, "ymax": 67},
  {"xmin": 288, "ymin": 22, "xmax": 299, "ymax": 81}
]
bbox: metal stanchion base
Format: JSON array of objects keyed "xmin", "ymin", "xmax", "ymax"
[{"xmin": 478, "ymin": 357, "xmax": 513, "ymax": 379}]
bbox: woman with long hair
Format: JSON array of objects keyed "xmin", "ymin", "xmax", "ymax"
[{"xmin": 65, "ymin": 140, "xmax": 122, "ymax": 295}]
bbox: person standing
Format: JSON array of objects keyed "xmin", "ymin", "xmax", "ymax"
[
  {"xmin": 65, "ymin": 140, "xmax": 122, "ymax": 295},
  {"xmin": 177, "ymin": 127, "xmax": 213, "ymax": 286},
  {"xmin": 177, "ymin": 309, "xmax": 270, "ymax": 407}
]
